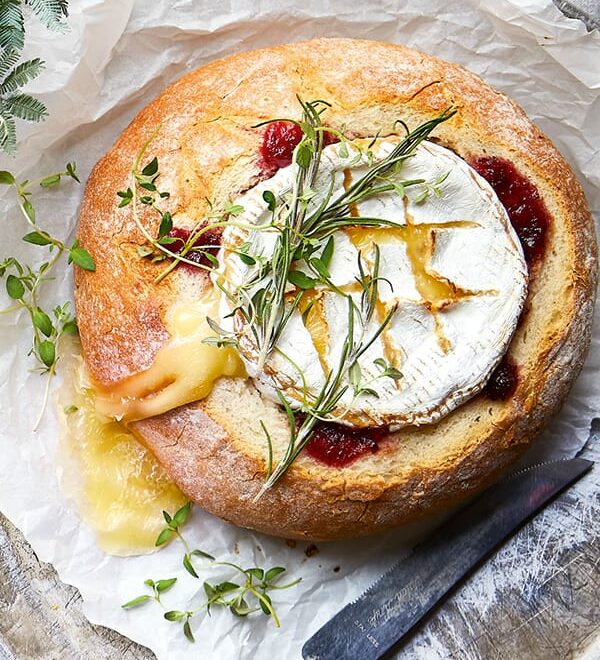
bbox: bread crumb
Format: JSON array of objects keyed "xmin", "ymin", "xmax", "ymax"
[
  {"xmin": 286, "ymin": 539, "xmax": 297, "ymax": 548},
  {"xmin": 305, "ymin": 543, "xmax": 319, "ymax": 558}
]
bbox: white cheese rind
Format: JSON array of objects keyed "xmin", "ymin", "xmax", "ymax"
[{"xmin": 217, "ymin": 138, "xmax": 527, "ymax": 428}]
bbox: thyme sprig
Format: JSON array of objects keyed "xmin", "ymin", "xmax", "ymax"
[
  {"xmin": 122, "ymin": 502, "xmax": 301, "ymax": 643},
  {"xmin": 0, "ymin": 163, "xmax": 94, "ymax": 428},
  {"xmin": 117, "ymin": 138, "xmax": 247, "ymax": 285}
]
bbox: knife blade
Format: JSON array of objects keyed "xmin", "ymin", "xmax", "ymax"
[{"xmin": 302, "ymin": 456, "xmax": 593, "ymax": 660}]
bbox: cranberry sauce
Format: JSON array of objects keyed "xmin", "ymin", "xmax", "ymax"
[
  {"xmin": 259, "ymin": 121, "xmax": 339, "ymax": 176},
  {"xmin": 484, "ymin": 356, "xmax": 518, "ymax": 401},
  {"xmin": 305, "ymin": 422, "xmax": 387, "ymax": 467},
  {"xmin": 260, "ymin": 121, "xmax": 304, "ymax": 173},
  {"xmin": 471, "ymin": 157, "xmax": 549, "ymax": 264},
  {"xmin": 166, "ymin": 226, "xmax": 222, "ymax": 270}
]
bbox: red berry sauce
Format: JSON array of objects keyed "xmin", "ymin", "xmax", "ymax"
[
  {"xmin": 259, "ymin": 121, "xmax": 339, "ymax": 176},
  {"xmin": 322, "ymin": 130, "xmax": 340, "ymax": 147},
  {"xmin": 260, "ymin": 121, "xmax": 303, "ymax": 173},
  {"xmin": 305, "ymin": 422, "xmax": 387, "ymax": 467},
  {"xmin": 471, "ymin": 156, "xmax": 549, "ymax": 265},
  {"xmin": 166, "ymin": 226, "xmax": 222, "ymax": 270},
  {"xmin": 484, "ymin": 356, "xmax": 518, "ymax": 400}
]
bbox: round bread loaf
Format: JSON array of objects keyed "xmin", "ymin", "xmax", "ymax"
[{"xmin": 75, "ymin": 38, "xmax": 597, "ymax": 540}]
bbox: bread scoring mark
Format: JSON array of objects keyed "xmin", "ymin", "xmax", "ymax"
[
  {"xmin": 220, "ymin": 79, "xmax": 245, "ymax": 102},
  {"xmin": 406, "ymin": 79, "xmax": 443, "ymax": 103}
]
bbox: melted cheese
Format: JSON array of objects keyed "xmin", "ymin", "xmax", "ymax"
[
  {"xmin": 95, "ymin": 287, "xmax": 245, "ymax": 422},
  {"xmin": 57, "ymin": 343, "xmax": 186, "ymax": 555},
  {"xmin": 298, "ymin": 290, "xmax": 330, "ymax": 373},
  {"xmin": 59, "ymin": 290, "xmax": 245, "ymax": 554}
]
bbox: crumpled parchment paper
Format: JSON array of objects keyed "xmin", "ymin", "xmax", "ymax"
[{"xmin": 0, "ymin": 1, "xmax": 599, "ymax": 658}]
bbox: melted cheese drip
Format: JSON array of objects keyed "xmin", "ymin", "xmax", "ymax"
[
  {"xmin": 298, "ymin": 290, "xmax": 330, "ymax": 373},
  {"xmin": 95, "ymin": 287, "xmax": 245, "ymax": 422},
  {"xmin": 59, "ymin": 287, "xmax": 245, "ymax": 554},
  {"xmin": 58, "ymin": 344, "xmax": 186, "ymax": 555}
]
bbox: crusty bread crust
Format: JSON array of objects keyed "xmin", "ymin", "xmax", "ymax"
[{"xmin": 75, "ymin": 39, "xmax": 597, "ymax": 540}]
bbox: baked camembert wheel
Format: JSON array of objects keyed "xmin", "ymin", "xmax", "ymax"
[{"xmin": 75, "ymin": 39, "xmax": 597, "ymax": 540}]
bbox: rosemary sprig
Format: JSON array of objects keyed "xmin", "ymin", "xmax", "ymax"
[
  {"xmin": 122, "ymin": 502, "xmax": 301, "ymax": 642},
  {"xmin": 220, "ymin": 103, "xmax": 455, "ymax": 490},
  {"xmin": 223, "ymin": 102, "xmax": 455, "ymax": 375}
]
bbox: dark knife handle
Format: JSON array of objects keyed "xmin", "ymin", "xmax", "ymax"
[{"xmin": 302, "ymin": 457, "xmax": 593, "ymax": 660}]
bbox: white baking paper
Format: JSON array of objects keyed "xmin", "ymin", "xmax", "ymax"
[{"xmin": 1, "ymin": 1, "xmax": 599, "ymax": 658}]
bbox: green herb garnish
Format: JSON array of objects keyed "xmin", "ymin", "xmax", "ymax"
[
  {"xmin": 219, "ymin": 101, "xmax": 455, "ymax": 490},
  {"xmin": 0, "ymin": 164, "xmax": 93, "ymax": 428},
  {"xmin": 122, "ymin": 502, "xmax": 301, "ymax": 643},
  {"xmin": 118, "ymin": 137, "xmax": 248, "ymax": 284},
  {"xmin": 122, "ymin": 99, "xmax": 455, "ymax": 491}
]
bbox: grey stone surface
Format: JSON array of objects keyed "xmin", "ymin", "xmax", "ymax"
[
  {"xmin": 554, "ymin": 0, "xmax": 600, "ymax": 29},
  {"xmin": 0, "ymin": 514, "xmax": 153, "ymax": 660}
]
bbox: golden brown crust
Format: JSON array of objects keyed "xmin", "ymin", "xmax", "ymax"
[{"xmin": 76, "ymin": 38, "xmax": 597, "ymax": 540}]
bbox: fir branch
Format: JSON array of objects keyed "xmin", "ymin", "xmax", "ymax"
[
  {"xmin": 24, "ymin": 0, "xmax": 68, "ymax": 31},
  {"xmin": 0, "ymin": 0, "xmax": 25, "ymax": 51},
  {"xmin": 3, "ymin": 91, "xmax": 46, "ymax": 120},
  {"xmin": 0, "ymin": 43, "xmax": 20, "ymax": 77},
  {"xmin": 0, "ymin": 1, "xmax": 70, "ymax": 154},
  {"xmin": 0, "ymin": 51, "xmax": 46, "ymax": 153},
  {"xmin": 0, "ymin": 109, "xmax": 16, "ymax": 154},
  {"xmin": 0, "ymin": 55, "xmax": 44, "ymax": 93}
]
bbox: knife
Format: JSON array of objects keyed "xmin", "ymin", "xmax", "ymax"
[{"xmin": 302, "ymin": 455, "xmax": 593, "ymax": 660}]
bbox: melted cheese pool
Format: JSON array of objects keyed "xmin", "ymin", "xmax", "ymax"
[{"xmin": 57, "ymin": 341, "xmax": 186, "ymax": 555}]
